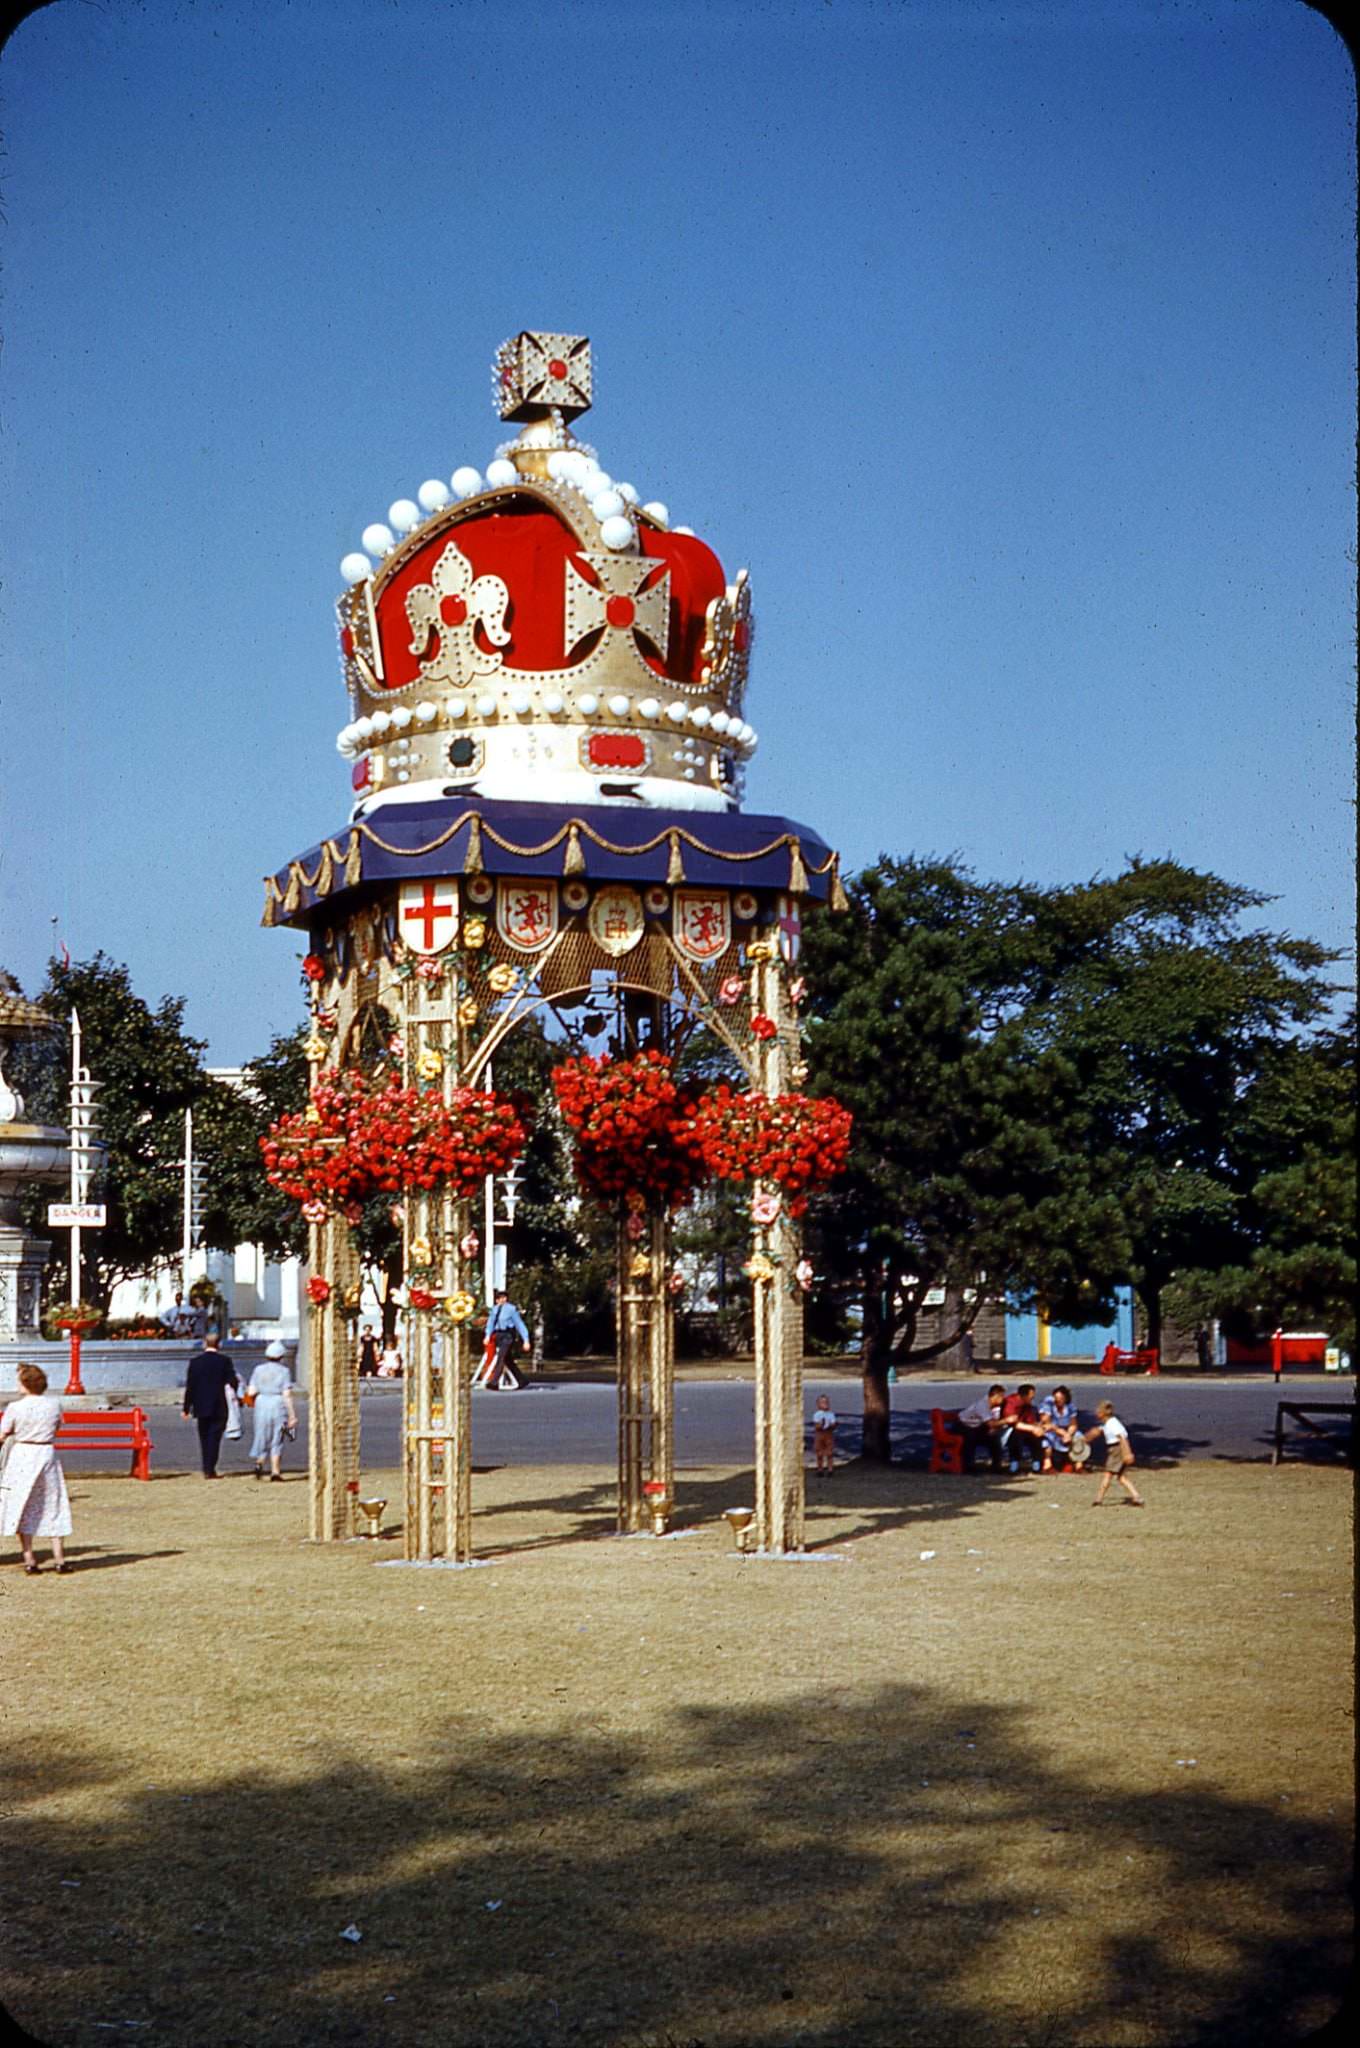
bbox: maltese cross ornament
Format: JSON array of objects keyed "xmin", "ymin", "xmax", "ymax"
[{"xmin": 564, "ymin": 554, "xmax": 670, "ymax": 664}]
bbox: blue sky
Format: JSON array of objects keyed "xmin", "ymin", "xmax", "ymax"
[{"xmin": 1, "ymin": 0, "xmax": 1353, "ymax": 1064}]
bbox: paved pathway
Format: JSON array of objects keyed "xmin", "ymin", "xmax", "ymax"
[{"xmin": 77, "ymin": 1374, "xmax": 1353, "ymax": 1477}]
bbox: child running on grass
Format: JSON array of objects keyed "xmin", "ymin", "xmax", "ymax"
[
  {"xmin": 1084, "ymin": 1400, "xmax": 1145, "ymax": 1507},
  {"xmin": 811, "ymin": 1394, "xmax": 837, "ymax": 1474}
]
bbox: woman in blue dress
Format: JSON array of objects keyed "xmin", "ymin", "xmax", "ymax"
[{"xmin": 247, "ymin": 1340, "xmax": 298, "ymax": 1482}]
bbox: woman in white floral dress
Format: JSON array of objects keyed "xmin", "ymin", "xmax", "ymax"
[{"xmin": 0, "ymin": 1363, "xmax": 73, "ymax": 1574}]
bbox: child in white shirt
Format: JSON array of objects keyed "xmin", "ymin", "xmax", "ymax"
[
  {"xmin": 1084, "ymin": 1400, "xmax": 1145, "ymax": 1507},
  {"xmin": 811, "ymin": 1395, "xmax": 837, "ymax": 1474}
]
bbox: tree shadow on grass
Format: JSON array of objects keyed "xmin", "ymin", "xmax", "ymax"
[{"xmin": 2, "ymin": 1681, "xmax": 1349, "ymax": 2048}]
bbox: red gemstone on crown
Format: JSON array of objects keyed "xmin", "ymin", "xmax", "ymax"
[
  {"xmin": 733, "ymin": 620, "xmax": 749, "ymax": 653},
  {"xmin": 549, "ymin": 358, "xmax": 568, "ymax": 379},
  {"xmin": 587, "ymin": 732, "xmax": 647, "ymax": 770},
  {"xmin": 440, "ymin": 595, "xmax": 468, "ymax": 626},
  {"xmin": 340, "ymin": 628, "xmax": 355, "ymax": 657},
  {"xmin": 605, "ymin": 595, "xmax": 636, "ymax": 630}
]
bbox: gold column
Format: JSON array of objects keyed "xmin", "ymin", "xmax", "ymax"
[
  {"xmin": 751, "ymin": 950, "xmax": 805, "ymax": 1555},
  {"xmin": 308, "ymin": 1213, "xmax": 361, "ymax": 1541}
]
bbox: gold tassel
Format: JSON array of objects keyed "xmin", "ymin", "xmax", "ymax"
[
  {"xmin": 260, "ymin": 879, "xmax": 280, "ymax": 927},
  {"xmin": 787, "ymin": 839, "xmax": 808, "ymax": 895},
  {"xmin": 282, "ymin": 864, "xmax": 302, "ymax": 915},
  {"xmin": 564, "ymin": 822, "xmax": 586, "ymax": 876},
  {"xmin": 315, "ymin": 843, "xmax": 335, "ymax": 897},
  {"xmin": 830, "ymin": 856, "xmax": 849, "ymax": 914},
  {"xmin": 666, "ymin": 831, "xmax": 685, "ymax": 885},
  {"xmin": 344, "ymin": 830, "xmax": 363, "ymax": 887},
  {"xmin": 464, "ymin": 814, "xmax": 484, "ymax": 874}
]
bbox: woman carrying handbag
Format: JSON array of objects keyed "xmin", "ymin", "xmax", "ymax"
[{"xmin": 246, "ymin": 1340, "xmax": 298, "ymax": 1482}]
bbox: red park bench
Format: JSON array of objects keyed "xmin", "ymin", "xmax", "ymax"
[
  {"xmin": 1100, "ymin": 1344, "xmax": 1159, "ymax": 1376},
  {"xmin": 55, "ymin": 1407, "xmax": 154, "ymax": 1481},
  {"xmin": 929, "ymin": 1408, "xmax": 967, "ymax": 1475}
]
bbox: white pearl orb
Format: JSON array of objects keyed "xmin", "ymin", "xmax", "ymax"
[
  {"xmin": 689, "ymin": 706, "xmax": 712, "ymax": 728},
  {"xmin": 451, "ymin": 466, "xmax": 483, "ymax": 498},
  {"xmin": 340, "ymin": 551, "xmax": 372, "ymax": 585},
  {"xmin": 335, "ymin": 731, "xmax": 351, "ymax": 753},
  {"xmin": 616, "ymin": 482, "xmax": 638, "ymax": 504},
  {"xmin": 415, "ymin": 699, "xmax": 437, "ymax": 723},
  {"xmin": 543, "ymin": 692, "xmax": 565, "ymax": 716},
  {"xmin": 389, "ymin": 499, "xmax": 420, "ymax": 533},
  {"xmin": 642, "ymin": 502, "xmax": 669, "ymax": 527},
  {"xmin": 418, "ymin": 479, "xmax": 450, "ymax": 513},
  {"xmin": 510, "ymin": 691, "xmax": 532, "ymax": 715},
  {"xmin": 446, "ymin": 698, "xmax": 467, "ymax": 720},
  {"xmin": 666, "ymin": 701, "xmax": 688, "ymax": 723},
  {"xmin": 673, "ymin": 524, "xmax": 695, "ymax": 536},
  {"xmin": 591, "ymin": 489, "xmax": 625, "ymax": 521},
  {"xmin": 577, "ymin": 692, "xmax": 599, "ymax": 716},
  {"xmin": 600, "ymin": 514, "xmax": 634, "ymax": 551},
  {"xmin": 475, "ymin": 693, "xmax": 498, "ymax": 718},
  {"xmin": 546, "ymin": 451, "xmax": 573, "ymax": 479},
  {"xmin": 362, "ymin": 523, "xmax": 395, "ymax": 557},
  {"xmin": 710, "ymin": 712, "xmax": 730, "ymax": 734},
  {"xmin": 390, "ymin": 705, "xmax": 413, "ymax": 729},
  {"xmin": 485, "ymin": 458, "xmax": 517, "ymax": 488},
  {"xmin": 637, "ymin": 697, "xmax": 661, "ymax": 720},
  {"xmin": 354, "ymin": 716, "xmax": 374, "ymax": 740},
  {"xmin": 608, "ymin": 693, "xmax": 630, "ymax": 716},
  {"xmin": 370, "ymin": 710, "xmax": 392, "ymax": 734}
]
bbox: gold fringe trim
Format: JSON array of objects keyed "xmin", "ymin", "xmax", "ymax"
[
  {"xmin": 314, "ymin": 842, "xmax": 335, "ymax": 897},
  {"xmin": 463, "ymin": 814, "xmax": 484, "ymax": 874},
  {"xmin": 564, "ymin": 822, "xmax": 586, "ymax": 875},
  {"xmin": 787, "ymin": 839, "xmax": 808, "ymax": 895},
  {"xmin": 344, "ymin": 830, "xmax": 363, "ymax": 887},
  {"xmin": 829, "ymin": 857, "xmax": 849, "ymax": 914},
  {"xmin": 282, "ymin": 864, "xmax": 303, "ymax": 915},
  {"xmin": 666, "ymin": 831, "xmax": 685, "ymax": 884},
  {"xmin": 260, "ymin": 877, "xmax": 282, "ymax": 927}
]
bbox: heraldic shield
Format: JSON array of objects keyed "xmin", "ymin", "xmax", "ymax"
[
  {"xmin": 397, "ymin": 878, "xmax": 460, "ymax": 954},
  {"xmin": 495, "ymin": 877, "xmax": 560, "ymax": 952},
  {"xmin": 673, "ymin": 888, "xmax": 731, "ymax": 963}
]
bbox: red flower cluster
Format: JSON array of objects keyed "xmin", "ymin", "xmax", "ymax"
[
  {"xmin": 306, "ymin": 1275, "xmax": 332, "ymax": 1305},
  {"xmin": 552, "ymin": 1051, "xmax": 704, "ymax": 1210},
  {"xmin": 679, "ymin": 1087, "xmax": 852, "ymax": 1214},
  {"xmin": 301, "ymin": 953, "xmax": 327, "ymax": 983},
  {"xmin": 261, "ymin": 1071, "xmax": 526, "ymax": 1219}
]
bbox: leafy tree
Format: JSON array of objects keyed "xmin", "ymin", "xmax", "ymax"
[
  {"xmin": 1165, "ymin": 1017, "xmax": 1356, "ymax": 1351},
  {"xmin": 1018, "ymin": 862, "xmax": 1342, "ymax": 1355},
  {"xmin": 800, "ymin": 858, "xmax": 1131, "ymax": 1459},
  {"xmin": 195, "ymin": 1026, "xmax": 311, "ymax": 1263},
  {"xmin": 801, "ymin": 854, "xmax": 1342, "ymax": 1459}
]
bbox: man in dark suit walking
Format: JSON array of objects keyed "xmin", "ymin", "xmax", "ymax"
[{"xmin": 182, "ymin": 1331, "xmax": 239, "ymax": 1479}]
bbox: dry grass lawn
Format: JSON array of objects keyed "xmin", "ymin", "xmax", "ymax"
[{"xmin": 2, "ymin": 1455, "xmax": 1351, "ymax": 2047}]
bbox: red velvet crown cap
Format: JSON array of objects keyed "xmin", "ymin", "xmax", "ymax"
[{"xmin": 372, "ymin": 498, "xmax": 726, "ymax": 692}]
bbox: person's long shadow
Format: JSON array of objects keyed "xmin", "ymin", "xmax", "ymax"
[{"xmin": 4, "ymin": 1680, "xmax": 1348, "ymax": 2048}]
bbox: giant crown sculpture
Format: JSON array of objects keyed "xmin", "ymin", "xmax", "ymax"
[
  {"xmin": 265, "ymin": 333, "xmax": 842, "ymax": 1565},
  {"xmin": 333, "ymin": 331, "xmax": 754, "ymax": 817}
]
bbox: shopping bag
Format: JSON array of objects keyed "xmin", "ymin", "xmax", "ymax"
[{"xmin": 224, "ymin": 1386, "xmax": 243, "ymax": 1440}]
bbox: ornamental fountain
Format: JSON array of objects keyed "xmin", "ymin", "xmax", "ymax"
[{"xmin": 264, "ymin": 332, "xmax": 845, "ymax": 1561}]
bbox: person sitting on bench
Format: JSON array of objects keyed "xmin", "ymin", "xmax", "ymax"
[
  {"xmin": 955, "ymin": 1383, "xmax": 1007, "ymax": 1472},
  {"xmin": 1000, "ymin": 1383, "xmax": 1045, "ymax": 1473}
]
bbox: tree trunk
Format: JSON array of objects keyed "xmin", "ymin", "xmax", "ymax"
[
  {"xmin": 859, "ymin": 1289, "xmax": 894, "ymax": 1462},
  {"xmin": 1140, "ymin": 1281, "xmax": 1163, "ymax": 1358}
]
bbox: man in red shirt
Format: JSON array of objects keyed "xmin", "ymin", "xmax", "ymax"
[{"xmin": 1000, "ymin": 1382, "xmax": 1044, "ymax": 1474}]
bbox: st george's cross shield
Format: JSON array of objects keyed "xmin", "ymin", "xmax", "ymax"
[
  {"xmin": 398, "ymin": 878, "xmax": 460, "ymax": 954},
  {"xmin": 496, "ymin": 878, "xmax": 559, "ymax": 953},
  {"xmin": 775, "ymin": 895, "xmax": 802, "ymax": 964},
  {"xmin": 673, "ymin": 888, "xmax": 731, "ymax": 964}
]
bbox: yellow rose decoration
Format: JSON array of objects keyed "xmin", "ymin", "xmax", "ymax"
[
  {"xmin": 444, "ymin": 1291, "xmax": 476, "ymax": 1323},
  {"xmin": 303, "ymin": 1036, "xmax": 328, "ymax": 1062},
  {"xmin": 416, "ymin": 1047, "xmax": 443, "ymax": 1080},
  {"xmin": 746, "ymin": 939, "xmax": 775, "ymax": 962},
  {"xmin": 744, "ymin": 1254, "xmax": 776, "ymax": 1284},
  {"xmin": 487, "ymin": 962, "xmax": 517, "ymax": 994},
  {"xmin": 463, "ymin": 916, "xmax": 488, "ymax": 950},
  {"xmin": 458, "ymin": 996, "xmax": 480, "ymax": 1027},
  {"xmin": 629, "ymin": 1251, "xmax": 651, "ymax": 1278},
  {"xmin": 409, "ymin": 1236, "xmax": 434, "ymax": 1268}
]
